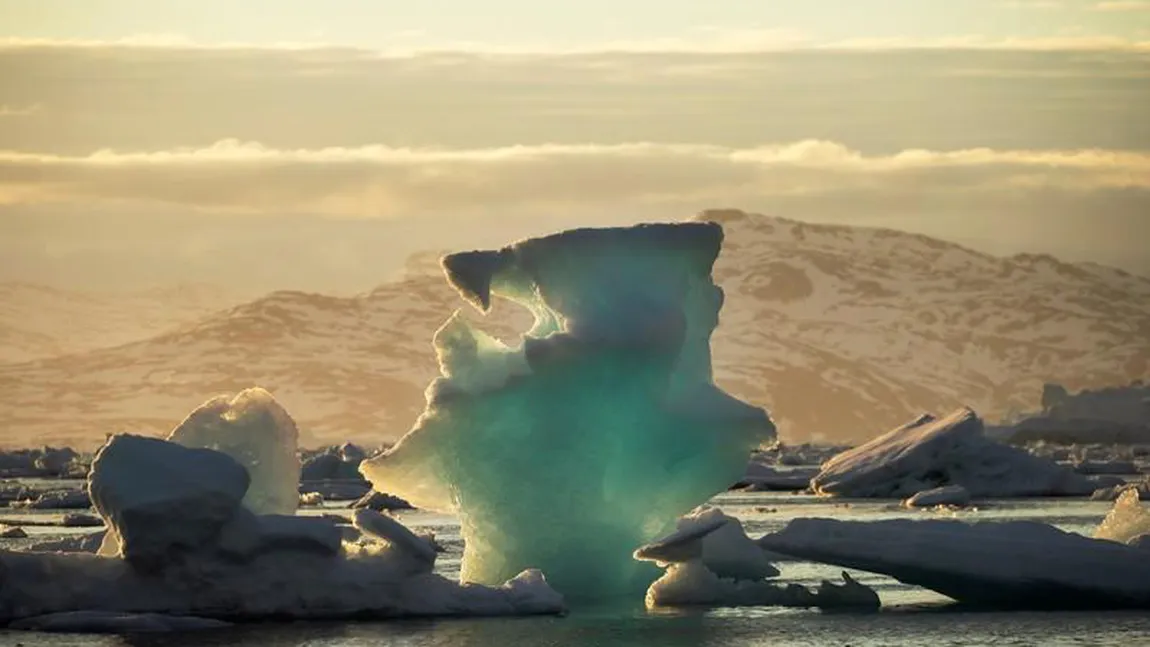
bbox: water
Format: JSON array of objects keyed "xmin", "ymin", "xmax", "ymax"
[{"xmin": 4, "ymin": 488, "xmax": 1150, "ymax": 646}]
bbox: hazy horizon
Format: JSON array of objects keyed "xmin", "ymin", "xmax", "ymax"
[{"xmin": 1, "ymin": 0, "xmax": 1148, "ymax": 295}]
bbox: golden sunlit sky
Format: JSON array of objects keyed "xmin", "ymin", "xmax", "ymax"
[{"xmin": 1, "ymin": 0, "xmax": 1148, "ymax": 293}]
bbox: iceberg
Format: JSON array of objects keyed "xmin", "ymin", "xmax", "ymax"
[
  {"xmin": 167, "ymin": 388, "xmax": 301, "ymax": 515},
  {"xmin": 88, "ymin": 434, "xmax": 251, "ymax": 569},
  {"xmin": 0, "ymin": 434, "xmax": 565, "ymax": 625},
  {"xmin": 361, "ymin": 222, "xmax": 775, "ymax": 599},
  {"xmin": 811, "ymin": 409, "xmax": 1096, "ymax": 498},
  {"xmin": 759, "ymin": 517, "xmax": 1150, "ymax": 609}
]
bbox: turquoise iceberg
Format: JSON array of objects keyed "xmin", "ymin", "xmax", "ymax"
[{"xmin": 361, "ymin": 221, "xmax": 775, "ymax": 600}]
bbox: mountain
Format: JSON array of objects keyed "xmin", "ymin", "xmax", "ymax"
[
  {"xmin": 0, "ymin": 276, "xmax": 528, "ymax": 449},
  {"xmin": 702, "ymin": 209, "xmax": 1150, "ymax": 441},
  {"xmin": 0, "ymin": 282, "xmax": 247, "ymax": 363},
  {"xmin": 1, "ymin": 210, "xmax": 1147, "ymax": 448}
]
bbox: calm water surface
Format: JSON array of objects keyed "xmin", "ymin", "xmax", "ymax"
[{"xmin": 3, "ymin": 489, "xmax": 1149, "ymax": 646}]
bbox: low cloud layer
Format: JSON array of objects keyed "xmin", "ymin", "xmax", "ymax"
[{"xmin": 2, "ymin": 139, "xmax": 1147, "ymax": 216}]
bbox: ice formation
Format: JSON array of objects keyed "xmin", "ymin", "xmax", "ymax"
[
  {"xmin": 760, "ymin": 518, "xmax": 1150, "ymax": 609},
  {"xmin": 903, "ymin": 485, "xmax": 971, "ymax": 508},
  {"xmin": 635, "ymin": 508, "xmax": 876, "ymax": 610},
  {"xmin": 635, "ymin": 506, "xmax": 778, "ymax": 581},
  {"xmin": 88, "ymin": 434, "xmax": 251, "ymax": 568},
  {"xmin": 0, "ymin": 434, "xmax": 565, "ymax": 624},
  {"xmin": 644, "ymin": 563, "xmax": 879, "ymax": 610},
  {"xmin": 167, "ymin": 388, "xmax": 301, "ymax": 515},
  {"xmin": 738, "ymin": 458, "xmax": 817, "ymax": 491},
  {"xmin": 811, "ymin": 408, "xmax": 1096, "ymax": 498},
  {"xmin": 361, "ymin": 222, "xmax": 775, "ymax": 599},
  {"xmin": 1095, "ymin": 489, "xmax": 1150, "ymax": 545}
]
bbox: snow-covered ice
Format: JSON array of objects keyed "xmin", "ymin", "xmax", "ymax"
[
  {"xmin": 645, "ymin": 561, "xmax": 879, "ymax": 610},
  {"xmin": 737, "ymin": 459, "xmax": 816, "ymax": 491},
  {"xmin": 168, "ymin": 387, "xmax": 301, "ymax": 515},
  {"xmin": 87, "ymin": 434, "xmax": 250, "ymax": 570},
  {"xmin": 1, "ymin": 433, "xmax": 565, "ymax": 625},
  {"xmin": 811, "ymin": 408, "xmax": 1096, "ymax": 498},
  {"xmin": 361, "ymin": 222, "xmax": 775, "ymax": 599},
  {"xmin": 353, "ymin": 509, "xmax": 438, "ymax": 572},
  {"xmin": 635, "ymin": 506, "xmax": 778, "ymax": 581},
  {"xmin": 903, "ymin": 485, "xmax": 971, "ymax": 508},
  {"xmin": 10, "ymin": 489, "xmax": 90, "ymax": 510},
  {"xmin": 759, "ymin": 517, "xmax": 1150, "ymax": 609},
  {"xmin": 636, "ymin": 507, "xmax": 875, "ymax": 610},
  {"xmin": 1095, "ymin": 489, "xmax": 1150, "ymax": 546},
  {"xmin": 27, "ymin": 532, "xmax": 105, "ymax": 553}
]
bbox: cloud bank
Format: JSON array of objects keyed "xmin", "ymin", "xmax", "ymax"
[{"xmin": 1, "ymin": 139, "xmax": 1146, "ymax": 217}]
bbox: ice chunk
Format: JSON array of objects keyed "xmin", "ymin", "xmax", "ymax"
[
  {"xmin": 812, "ymin": 408, "xmax": 1095, "ymax": 498},
  {"xmin": 634, "ymin": 517, "xmax": 728, "ymax": 565},
  {"xmin": 87, "ymin": 434, "xmax": 249, "ymax": 571},
  {"xmin": 636, "ymin": 507, "xmax": 778, "ymax": 581},
  {"xmin": 168, "ymin": 388, "xmax": 301, "ymax": 515},
  {"xmin": 1, "ymin": 526, "xmax": 28, "ymax": 539},
  {"xmin": 214, "ymin": 509, "xmax": 343, "ymax": 560},
  {"xmin": 1, "ymin": 435, "xmax": 566, "ymax": 623},
  {"xmin": 361, "ymin": 222, "xmax": 775, "ymax": 599},
  {"xmin": 299, "ymin": 491, "xmax": 324, "ymax": 507},
  {"xmin": 1073, "ymin": 460, "xmax": 1139, "ymax": 476},
  {"xmin": 300, "ymin": 480, "xmax": 371, "ymax": 501},
  {"xmin": 350, "ymin": 490, "xmax": 413, "ymax": 512},
  {"xmin": 28, "ymin": 531, "xmax": 105, "ymax": 553},
  {"xmin": 498, "ymin": 569, "xmax": 568, "ymax": 615},
  {"xmin": 759, "ymin": 517, "xmax": 1150, "ymax": 609},
  {"xmin": 1095, "ymin": 489, "xmax": 1150, "ymax": 545},
  {"xmin": 10, "ymin": 489, "xmax": 90, "ymax": 510},
  {"xmin": 1091, "ymin": 480, "xmax": 1150, "ymax": 501},
  {"xmin": 737, "ymin": 459, "xmax": 816, "ymax": 491},
  {"xmin": 353, "ymin": 509, "xmax": 437, "ymax": 572},
  {"xmin": 300, "ymin": 443, "xmax": 368, "ymax": 481},
  {"xmin": 645, "ymin": 561, "xmax": 878, "ymax": 610},
  {"xmin": 0, "ymin": 447, "xmax": 85, "ymax": 478},
  {"xmin": 904, "ymin": 485, "xmax": 971, "ymax": 508}
]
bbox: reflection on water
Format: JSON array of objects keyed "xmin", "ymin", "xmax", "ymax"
[
  {"xmin": 8, "ymin": 607, "xmax": 1150, "ymax": 647},
  {"xmin": 3, "ymin": 491, "xmax": 1148, "ymax": 646}
]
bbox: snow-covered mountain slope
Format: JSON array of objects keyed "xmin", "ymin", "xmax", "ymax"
[
  {"xmin": 1, "ymin": 211, "xmax": 1147, "ymax": 448},
  {"xmin": 0, "ymin": 283, "xmax": 246, "ymax": 363},
  {"xmin": 0, "ymin": 277, "xmax": 529, "ymax": 448},
  {"xmin": 704, "ymin": 209, "xmax": 1150, "ymax": 441}
]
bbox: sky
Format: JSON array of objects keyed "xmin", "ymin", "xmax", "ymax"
[{"xmin": 1, "ymin": 0, "xmax": 1148, "ymax": 293}]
